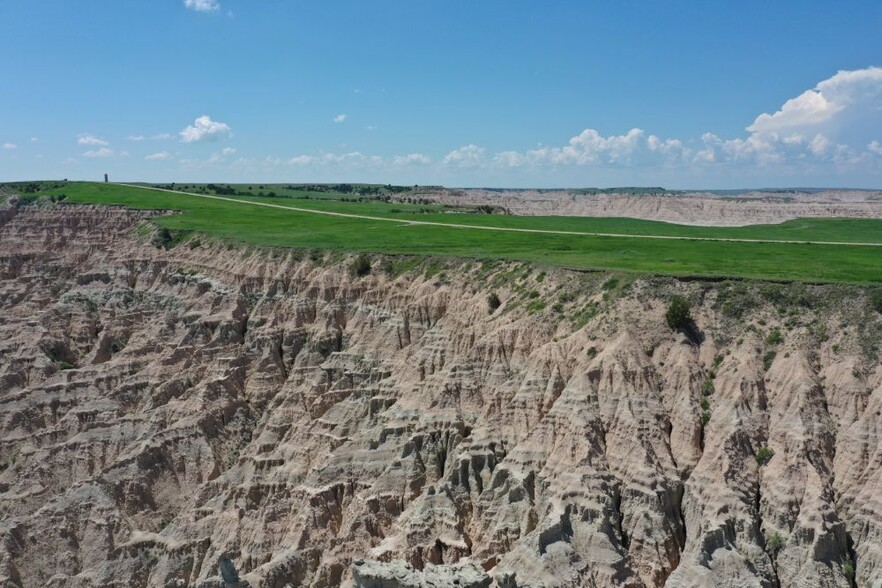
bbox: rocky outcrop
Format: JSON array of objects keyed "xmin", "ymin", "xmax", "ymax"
[
  {"xmin": 0, "ymin": 204, "xmax": 880, "ymax": 587},
  {"xmin": 415, "ymin": 188, "xmax": 882, "ymax": 226},
  {"xmin": 351, "ymin": 559, "xmax": 491, "ymax": 588}
]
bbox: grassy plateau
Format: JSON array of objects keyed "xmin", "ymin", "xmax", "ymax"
[{"xmin": 13, "ymin": 181, "xmax": 882, "ymax": 284}]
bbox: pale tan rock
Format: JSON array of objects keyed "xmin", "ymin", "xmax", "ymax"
[
  {"xmin": 0, "ymin": 203, "xmax": 879, "ymax": 587},
  {"xmin": 413, "ymin": 188, "xmax": 882, "ymax": 226}
]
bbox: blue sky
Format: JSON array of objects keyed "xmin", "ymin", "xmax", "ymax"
[{"xmin": 1, "ymin": 1, "xmax": 881, "ymax": 188}]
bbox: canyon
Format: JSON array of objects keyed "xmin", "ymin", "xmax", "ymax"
[{"xmin": 0, "ymin": 201, "xmax": 880, "ymax": 587}]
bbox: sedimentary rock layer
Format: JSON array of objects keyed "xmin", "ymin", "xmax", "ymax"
[
  {"xmin": 0, "ymin": 202, "xmax": 879, "ymax": 587},
  {"xmin": 414, "ymin": 188, "xmax": 882, "ymax": 226}
]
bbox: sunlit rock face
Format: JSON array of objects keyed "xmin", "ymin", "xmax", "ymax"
[{"xmin": 0, "ymin": 202, "xmax": 879, "ymax": 587}]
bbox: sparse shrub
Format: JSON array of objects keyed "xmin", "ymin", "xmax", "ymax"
[
  {"xmin": 702, "ymin": 379, "xmax": 715, "ymax": 396},
  {"xmin": 665, "ymin": 295, "xmax": 692, "ymax": 331},
  {"xmin": 871, "ymin": 290, "xmax": 882, "ymax": 315},
  {"xmin": 701, "ymin": 410, "xmax": 711, "ymax": 426},
  {"xmin": 59, "ymin": 362, "xmax": 74, "ymax": 370},
  {"xmin": 423, "ymin": 261, "xmax": 444, "ymax": 279},
  {"xmin": 526, "ymin": 299, "xmax": 547, "ymax": 314},
  {"xmin": 558, "ymin": 292, "xmax": 576, "ymax": 304},
  {"xmin": 763, "ymin": 351, "xmax": 777, "ymax": 371},
  {"xmin": 755, "ymin": 446, "xmax": 775, "ymax": 465},
  {"xmin": 765, "ymin": 328, "xmax": 783, "ymax": 346},
  {"xmin": 153, "ymin": 227, "xmax": 174, "ymax": 249},
  {"xmin": 602, "ymin": 277, "xmax": 619, "ymax": 291},
  {"xmin": 843, "ymin": 560, "xmax": 855, "ymax": 580},
  {"xmin": 716, "ymin": 282, "xmax": 757, "ymax": 319},
  {"xmin": 765, "ymin": 531, "xmax": 785, "ymax": 558},
  {"xmin": 487, "ymin": 292, "xmax": 501, "ymax": 313},
  {"xmin": 350, "ymin": 254, "xmax": 372, "ymax": 277},
  {"xmin": 527, "ymin": 290, "xmax": 540, "ymax": 299},
  {"xmin": 586, "ymin": 346, "xmax": 598, "ymax": 360},
  {"xmin": 700, "ymin": 398, "xmax": 710, "ymax": 411},
  {"xmin": 571, "ymin": 302, "xmax": 599, "ymax": 330},
  {"xmin": 760, "ymin": 284, "xmax": 784, "ymax": 304}
]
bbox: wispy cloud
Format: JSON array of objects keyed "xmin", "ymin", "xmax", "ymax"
[
  {"xmin": 333, "ymin": 114, "xmax": 348, "ymax": 124},
  {"xmin": 180, "ymin": 115, "xmax": 232, "ymax": 143},
  {"xmin": 83, "ymin": 147, "xmax": 114, "ymax": 158},
  {"xmin": 78, "ymin": 133, "xmax": 109, "ymax": 146},
  {"xmin": 2, "ymin": 143, "xmax": 16, "ymax": 150},
  {"xmin": 183, "ymin": 0, "xmax": 220, "ymax": 12},
  {"xmin": 206, "ymin": 147, "xmax": 237, "ymax": 163},
  {"xmin": 145, "ymin": 151, "xmax": 173, "ymax": 161},
  {"xmin": 393, "ymin": 153, "xmax": 432, "ymax": 165},
  {"xmin": 127, "ymin": 135, "xmax": 145, "ymax": 142}
]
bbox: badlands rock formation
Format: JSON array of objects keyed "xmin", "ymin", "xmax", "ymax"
[
  {"xmin": 0, "ymin": 201, "xmax": 881, "ymax": 587},
  {"xmin": 415, "ymin": 188, "xmax": 882, "ymax": 226}
]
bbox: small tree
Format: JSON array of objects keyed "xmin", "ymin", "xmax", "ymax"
[
  {"xmin": 350, "ymin": 254, "xmax": 371, "ymax": 277},
  {"xmin": 765, "ymin": 531, "xmax": 785, "ymax": 558},
  {"xmin": 665, "ymin": 295, "xmax": 692, "ymax": 330},
  {"xmin": 487, "ymin": 292, "xmax": 501, "ymax": 313},
  {"xmin": 755, "ymin": 446, "xmax": 775, "ymax": 465}
]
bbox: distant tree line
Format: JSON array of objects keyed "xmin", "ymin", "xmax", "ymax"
[{"xmin": 292, "ymin": 183, "xmax": 412, "ymax": 195}]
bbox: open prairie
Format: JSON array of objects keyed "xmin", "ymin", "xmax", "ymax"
[{"xmin": 25, "ymin": 181, "xmax": 882, "ymax": 284}]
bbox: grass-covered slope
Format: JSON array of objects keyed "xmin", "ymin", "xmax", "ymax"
[{"xmin": 29, "ymin": 181, "xmax": 882, "ymax": 283}]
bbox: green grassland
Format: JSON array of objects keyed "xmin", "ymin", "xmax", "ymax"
[
  {"xmin": 16, "ymin": 181, "xmax": 882, "ymax": 283},
  {"xmin": 149, "ymin": 182, "xmax": 882, "ymax": 245}
]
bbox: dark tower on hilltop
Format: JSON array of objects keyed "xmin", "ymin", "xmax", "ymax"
[{"xmin": 104, "ymin": 173, "xmax": 109, "ymax": 183}]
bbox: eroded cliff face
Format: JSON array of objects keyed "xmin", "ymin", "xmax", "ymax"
[{"xmin": 0, "ymin": 203, "xmax": 880, "ymax": 588}]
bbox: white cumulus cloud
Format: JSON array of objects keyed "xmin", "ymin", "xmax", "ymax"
[
  {"xmin": 161, "ymin": 67, "xmax": 882, "ymax": 185},
  {"xmin": 443, "ymin": 145, "xmax": 486, "ymax": 167},
  {"xmin": 146, "ymin": 151, "xmax": 172, "ymax": 161},
  {"xmin": 184, "ymin": 0, "xmax": 220, "ymax": 12},
  {"xmin": 179, "ymin": 115, "xmax": 232, "ymax": 143},
  {"xmin": 747, "ymin": 67, "xmax": 882, "ymax": 144},
  {"xmin": 2, "ymin": 143, "xmax": 16, "ymax": 150},
  {"xmin": 393, "ymin": 153, "xmax": 431, "ymax": 165},
  {"xmin": 78, "ymin": 134, "xmax": 109, "ymax": 146}
]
